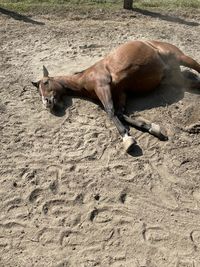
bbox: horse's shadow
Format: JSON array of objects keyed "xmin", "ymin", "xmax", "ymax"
[
  {"xmin": 51, "ymin": 97, "xmax": 73, "ymax": 117},
  {"xmin": 126, "ymin": 70, "xmax": 200, "ymax": 115}
]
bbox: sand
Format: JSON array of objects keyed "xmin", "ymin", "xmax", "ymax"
[{"xmin": 0, "ymin": 7, "xmax": 200, "ymax": 267}]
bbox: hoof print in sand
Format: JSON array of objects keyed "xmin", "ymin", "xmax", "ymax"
[
  {"xmin": 49, "ymin": 180, "xmax": 59, "ymax": 195},
  {"xmin": 42, "ymin": 199, "xmax": 66, "ymax": 215},
  {"xmin": 89, "ymin": 208, "xmax": 99, "ymax": 222},
  {"xmin": 55, "ymin": 260, "xmax": 70, "ymax": 267},
  {"xmin": 28, "ymin": 188, "xmax": 43, "ymax": 203},
  {"xmin": 59, "ymin": 230, "xmax": 81, "ymax": 247},
  {"xmin": 190, "ymin": 230, "xmax": 200, "ymax": 247},
  {"xmin": 35, "ymin": 227, "xmax": 60, "ymax": 245},
  {"xmin": 143, "ymin": 226, "xmax": 169, "ymax": 244},
  {"xmin": 119, "ymin": 191, "xmax": 127, "ymax": 204},
  {"xmin": 176, "ymin": 260, "xmax": 196, "ymax": 267},
  {"xmin": 89, "ymin": 208, "xmax": 112, "ymax": 223},
  {"xmin": 5, "ymin": 197, "xmax": 22, "ymax": 212}
]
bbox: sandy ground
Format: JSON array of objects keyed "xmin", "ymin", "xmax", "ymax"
[{"xmin": 0, "ymin": 7, "xmax": 200, "ymax": 267}]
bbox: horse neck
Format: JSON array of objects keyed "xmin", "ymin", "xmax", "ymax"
[{"xmin": 54, "ymin": 73, "xmax": 85, "ymax": 96}]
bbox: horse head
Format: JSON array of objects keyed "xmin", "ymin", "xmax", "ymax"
[{"xmin": 32, "ymin": 66, "xmax": 64, "ymax": 110}]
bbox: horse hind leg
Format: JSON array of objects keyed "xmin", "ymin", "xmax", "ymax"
[
  {"xmin": 148, "ymin": 41, "xmax": 200, "ymax": 74},
  {"xmin": 121, "ymin": 115, "xmax": 168, "ymax": 141},
  {"xmin": 114, "ymin": 92, "xmax": 168, "ymax": 141},
  {"xmin": 182, "ymin": 69, "xmax": 200, "ymax": 90},
  {"xmin": 180, "ymin": 55, "xmax": 200, "ymax": 90},
  {"xmin": 179, "ymin": 54, "xmax": 200, "ymax": 74}
]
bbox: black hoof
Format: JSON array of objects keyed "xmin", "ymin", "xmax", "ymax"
[{"xmin": 158, "ymin": 133, "xmax": 168, "ymax": 141}]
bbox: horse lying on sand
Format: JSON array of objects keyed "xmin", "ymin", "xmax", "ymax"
[{"xmin": 32, "ymin": 40, "xmax": 200, "ymax": 152}]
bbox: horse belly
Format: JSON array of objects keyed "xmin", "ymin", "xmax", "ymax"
[
  {"xmin": 128, "ymin": 67, "xmax": 164, "ymax": 93},
  {"xmin": 115, "ymin": 56, "xmax": 166, "ymax": 94}
]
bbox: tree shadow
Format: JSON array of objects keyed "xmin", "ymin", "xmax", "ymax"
[
  {"xmin": 132, "ymin": 7, "xmax": 199, "ymax": 27},
  {"xmin": 0, "ymin": 7, "xmax": 44, "ymax": 25}
]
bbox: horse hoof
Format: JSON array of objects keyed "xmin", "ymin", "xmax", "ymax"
[
  {"xmin": 149, "ymin": 123, "xmax": 168, "ymax": 141},
  {"xmin": 123, "ymin": 135, "xmax": 136, "ymax": 152},
  {"xmin": 149, "ymin": 123, "xmax": 161, "ymax": 135}
]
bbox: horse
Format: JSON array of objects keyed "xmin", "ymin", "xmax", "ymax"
[{"xmin": 32, "ymin": 40, "xmax": 200, "ymax": 152}]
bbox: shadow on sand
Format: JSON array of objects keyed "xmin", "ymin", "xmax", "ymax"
[
  {"xmin": 132, "ymin": 7, "xmax": 199, "ymax": 27},
  {"xmin": 126, "ymin": 70, "xmax": 200, "ymax": 114},
  {"xmin": 0, "ymin": 7, "xmax": 44, "ymax": 25}
]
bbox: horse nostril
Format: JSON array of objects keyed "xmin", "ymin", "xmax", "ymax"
[{"xmin": 45, "ymin": 98, "xmax": 51, "ymax": 104}]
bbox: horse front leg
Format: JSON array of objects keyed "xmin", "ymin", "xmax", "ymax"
[{"xmin": 95, "ymin": 85, "xmax": 136, "ymax": 152}]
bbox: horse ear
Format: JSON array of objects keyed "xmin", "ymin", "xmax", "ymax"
[
  {"xmin": 43, "ymin": 65, "xmax": 49, "ymax": 77},
  {"xmin": 31, "ymin": 81, "xmax": 39, "ymax": 88}
]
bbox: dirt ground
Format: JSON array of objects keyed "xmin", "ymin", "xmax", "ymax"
[{"xmin": 0, "ymin": 7, "xmax": 200, "ymax": 267}]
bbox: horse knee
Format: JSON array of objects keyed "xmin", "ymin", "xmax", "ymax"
[{"xmin": 105, "ymin": 106, "xmax": 115, "ymax": 119}]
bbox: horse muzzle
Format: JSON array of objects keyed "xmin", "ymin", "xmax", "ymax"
[{"xmin": 42, "ymin": 96, "xmax": 55, "ymax": 110}]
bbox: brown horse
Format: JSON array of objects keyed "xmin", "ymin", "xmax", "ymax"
[{"xmin": 32, "ymin": 40, "xmax": 200, "ymax": 152}]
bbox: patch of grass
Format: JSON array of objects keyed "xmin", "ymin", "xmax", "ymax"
[
  {"xmin": 0, "ymin": 0, "xmax": 200, "ymax": 14},
  {"xmin": 135, "ymin": 0, "xmax": 200, "ymax": 9},
  {"xmin": 0, "ymin": 1, "xmax": 119, "ymax": 14}
]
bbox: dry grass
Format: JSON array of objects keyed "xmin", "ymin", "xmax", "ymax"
[{"xmin": 0, "ymin": 0, "xmax": 200, "ymax": 14}]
